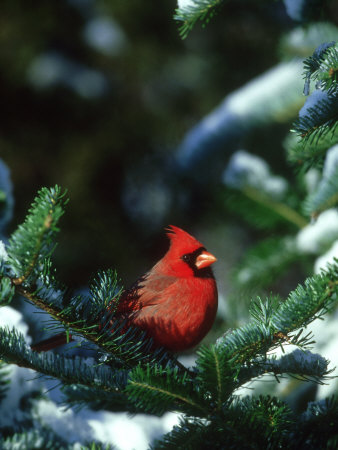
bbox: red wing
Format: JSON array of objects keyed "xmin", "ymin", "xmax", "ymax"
[{"xmin": 117, "ymin": 273, "xmax": 177, "ymax": 313}]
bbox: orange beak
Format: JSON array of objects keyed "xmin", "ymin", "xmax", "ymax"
[{"xmin": 195, "ymin": 251, "xmax": 217, "ymax": 269}]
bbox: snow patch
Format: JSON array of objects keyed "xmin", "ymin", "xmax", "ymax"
[
  {"xmin": 177, "ymin": 0, "xmax": 196, "ymax": 8},
  {"xmin": 314, "ymin": 240, "xmax": 338, "ymax": 274},
  {"xmin": 223, "ymin": 150, "xmax": 288, "ymax": 199},
  {"xmin": 323, "ymin": 144, "xmax": 338, "ymax": 179},
  {"xmin": 296, "ymin": 209, "xmax": 338, "ymax": 254},
  {"xmin": 0, "ymin": 240, "xmax": 8, "ymax": 261}
]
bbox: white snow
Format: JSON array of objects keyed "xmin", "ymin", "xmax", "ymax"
[
  {"xmin": 0, "ymin": 240, "xmax": 8, "ymax": 261},
  {"xmin": 296, "ymin": 209, "xmax": 338, "ymax": 254},
  {"xmin": 323, "ymin": 144, "xmax": 338, "ymax": 179},
  {"xmin": 304, "ymin": 168, "xmax": 320, "ymax": 194},
  {"xmin": 0, "ymin": 306, "xmax": 30, "ymax": 340},
  {"xmin": 314, "ymin": 240, "xmax": 338, "ymax": 274},
  {"xmin": 34, "ymin": 398, "xmax": 179, "ymax": 450},
  {"xmin": 223, "ymin": 150, "xmax": 288, "ymax": 199},
  {"xmin": 224, "ymin": 150, "xmax": 270, "ymax": 188},
  {"xmin": 307, "ymin": 310, "xmax": 338, "ymax": 399},
  {"xmin": 0, "ymin": 307, "xmax": 37, "ymax": 426},
  {"xmin": 177, "ymin": 0, "xmax": 196, "ymax": 9},
  {"xmin": 262, "ymin": 177, "xmax": 288, "ymax": 199},
  {"xmin": 226, "ymin": 60, "xmax": 303, "ymax": 120}
]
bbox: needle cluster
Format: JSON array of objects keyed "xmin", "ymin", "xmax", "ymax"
[{"xmin": 0, "ymin": 185, "xmax": 337, "ymax": 448}]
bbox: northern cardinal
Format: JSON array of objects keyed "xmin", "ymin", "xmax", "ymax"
[{"xmin": 32, "ymin": 225, "xmax": 218, "ymax": 353}]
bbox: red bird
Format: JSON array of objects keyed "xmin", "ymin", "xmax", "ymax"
[
  {"xmin": 116, "ymin": 225, "xmax": 218, "ymax": 351},
  {"xmin": 32, "ymin": 226, "xmax": 218, "ymax": 353}
]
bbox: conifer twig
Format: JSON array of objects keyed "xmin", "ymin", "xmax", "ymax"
[{"xmin": 242, "ymin": 187, "xmax": 307, "ymax": 229}]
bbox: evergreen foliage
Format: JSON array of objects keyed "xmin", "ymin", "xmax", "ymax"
[
  {"xmin": 302, "ymin": 42, "xmax": 337, "ymax": 96},
  {"xmin": 126, "ymin": 364, "xmax": 205, "ymax": 416},
  {"xmin": 0, "ymin": 185, "xmax": 337, "ymax": 447},
  {"xmin": 0, "ymin": 361, "xmax": 10, "ymax": 404},
  {"xmin": 0, "ymin": 190, "xmax": 6, "ymax": 223},
  {"xmin": 1, "ymin": 1, "xmax": 338, "ymax": 449},
  {"xmin": 174, "ymin": 0, "xmax": 222, "ymax": 39},
  {"xmin": 294, "ymin": 396, "xmax": 338, "ymax": 448},
  {"xmin": 233, "ymin": 236, "xmax": 300, "ymax": 290},
  {"xmin": 2, "ymin": 188, "xmax": 173, "ymax": 370},
  {"xmin": 221, "ymin": 153, "xmax": 309, "ymax": 306},
  {"xmin": 286, "ymin": 127, "xmax": 338, "ymax": 169},
  {"xmin": 224, "ymin": 187, "xmax": 306, "ymax": 231},
  {"xmin": 62, "ymin": 383, "xmax": 131, "ymax": 413},
  {"xmin": 0, "ymin": 430, "xmax": 115, "ymax": 450},
  {"xmin": 293, "ymin": 92, "xmax": 338, "ymax": 143},
  {"xmin": 7, "ymin": 186, "xmax": 67, "ymax": 284},
  {"xmin": 0, "ymin": 276, "xmax": 15, "ymax": 306},
  {"xmin": 289, "ymin": 41, "xmax": 338, "ymax": 167},
  {"xmin": 0, "ymin": 325, "xmax": 126, "ymax": 392},
  {"xmin": 303, "ymin": 163, "xmax": 338, "ymax": 217}
]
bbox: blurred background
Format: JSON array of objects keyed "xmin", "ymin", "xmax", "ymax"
[
  {"xmin": 0, "ymin": 0, "xmax": 319, "ymax": 287},
  {"xmin": 1, "ymin": 0, "xmax": 338, "ymax": 447}
]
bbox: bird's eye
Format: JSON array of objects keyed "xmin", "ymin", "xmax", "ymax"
[{"xmin": 181, "ymin": 254, "xmax": 189, "ymax": 262}]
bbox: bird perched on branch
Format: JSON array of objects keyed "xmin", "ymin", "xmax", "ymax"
[{"xmin": 32, "ymin": 225, "xmax": 218, "ymax": 353}]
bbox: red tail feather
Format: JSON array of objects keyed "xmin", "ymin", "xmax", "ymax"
[{"xmin": 31, "ymin": 332, "xmax": 73, "ymax": 352}]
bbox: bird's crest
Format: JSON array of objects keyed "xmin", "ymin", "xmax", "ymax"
[{"xmin": 165, "ymin": 225, "xmax": 204, "ymax": 253}]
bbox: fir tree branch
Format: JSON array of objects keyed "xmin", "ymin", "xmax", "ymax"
[
  {"xmin": 292, "ymin": 97, "xmax": 338, "ymax": 143},
  {"xmin": 2, "ymin": 181, "xmax": 337, "ymax": 446},
  {"xmin": 286, "ymin": 127, "xmax": 338, "ymax": 169},
  {"xmin": 62, "ymin": 383, "xmax": 136, "ymax": 413},
  {"xmin": 2, "ymin": 186, "xmax": 181, "ymax": 372},
  {"xmin": 303, "ymin": 42, "xmax": 338, "ymax": 96},
  {"xmin": 129, "ymin": 380, "xmax": 202, "ymax": 412},
  {"xmin": 291, "ymin": 396, "xmax": 338, "ymax": 449},
  {"xmin": 134, "ymin": 264, "xmax": 337, "ymax": 419},
  {"xmin": 0, "ymin": 361, "xmax": 10, "ymax": 404},
  {"xmin": 223, "ymin": 188, "xmax": 305, "ymax": 232},
  {"xmin": 126, "ymin": 364, "xmax": 206, "ymax": 416},
  {"xmin": 0, "ymin": 326, "xmax": 125, "ymax": 393},
  {"xmin": 211, "ymin": 346, "xmax": 222, "ymax": 408},
  {"xmin": 127, "ymin": 261, "xmax": 338, "ymax": 419},
  {"xmin": 153, "ymin": 396, "xmax": 293, "ymax": 449},
  {"xmin": 315, "ymin": 45, "xmax": 338, "ymax": 94},
  {"xmin": 196, "ymin": 345, "xmax": 234, "ymax": 410},
  {"xmin": 238, "ymin": 349, "xmax": 332, "ymax": 386},
  {"xmin": 217, "ymin": 262, "xmax": 338, "ymax": 369},
  {"xmin": 15, "ymin": 282, "xmax": 175, "ymax": 370},
  {"xmin": 271, "ymin": 265, "xmax": 338, "ymax": 334},
  {"xmin": 0, "ymin": 276, "xmax": 15, "ymax": 306},
  {"xmin": 228, "ymin": 396, "xmax": 293, "ymax": 448},
  {"xmin": 151, "ymin": 417, "xmax": 212, "ymax": 450},
  {"xmin": 293, "ymin": 43, "xmax": 338, "ymax": 145},
  {"xmin": 174, "ymin": 0, "xmax": 223, "ymax": 39},
  {"xmin": 233, "ymin": 236, "xmax": 300, "ymax": 290},
  {"xmin": 7, "ymin": 186, "xmax": 67, "ymax": 286},
  {"xmin": 303, "ymin": 165, "xmax": 338, "ymax": 217},
  {"xmin": 242, "ymin": 186, "xmax": 307, "ymax": 229},
  {"xmin": 0, "ymin": 430, "xmax": 115, "ymax": 450}
]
